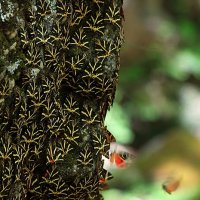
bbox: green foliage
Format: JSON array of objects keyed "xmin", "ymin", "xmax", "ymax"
[
  {"xmin": 103, "ymin": 0, "xmax": 200, "ymax": 199},
  {"xmin": 105, "ymin": 102, "xmax": 133, "ymax": 144},
  {"xmin": 164, "ymin": 49, "xmax": 200, "ymax": 80}
]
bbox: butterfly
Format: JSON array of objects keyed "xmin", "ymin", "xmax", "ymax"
[
  {"xmin": 102, "ymin": 142, "xmax": 136, "ymax": 170},
  {"xmin": 162, "ymin": 174, "xmax": 182, "ymax": 194}
]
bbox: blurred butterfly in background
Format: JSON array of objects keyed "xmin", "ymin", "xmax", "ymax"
[{"xmin": 162, "ymin": 174, "xmax": 182, "ymax": 194}]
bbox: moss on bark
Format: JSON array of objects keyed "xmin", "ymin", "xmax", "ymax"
[{"xmin": 0, "ymin": 0, "xmax": 123, "ymax": 199}]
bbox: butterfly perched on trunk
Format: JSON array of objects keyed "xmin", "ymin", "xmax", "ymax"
[{"xmin": 103, "ymin": 142, "xmax": 136, "ymax": 170}]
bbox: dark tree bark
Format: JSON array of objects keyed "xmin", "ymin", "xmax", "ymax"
[{"xmin": 0, "ymin": 0, "xmax": 123, "ymax": 199}]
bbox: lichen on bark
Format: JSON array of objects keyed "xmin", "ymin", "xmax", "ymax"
[{"xmin": 0, "ymin": 0, "xmax": 123, "ymax": 199}]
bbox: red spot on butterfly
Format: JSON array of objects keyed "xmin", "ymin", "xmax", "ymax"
[{"xmin": 110, "ymin": 152, "xmax": 126, "ymax": 168}]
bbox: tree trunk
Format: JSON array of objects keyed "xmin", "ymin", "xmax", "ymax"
[{"xmin": 0, "ymin": 0, "xmax": 123, "ymax": 199}]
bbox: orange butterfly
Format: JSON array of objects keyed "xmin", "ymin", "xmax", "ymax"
[{"xmin": 162, "ymin": 175, "xmax": 182, "ymax": 194}]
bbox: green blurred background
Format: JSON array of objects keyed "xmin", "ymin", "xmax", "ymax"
[{"xmin": 103, "ymin": 0, "xmax": 200, "ymax": 199}]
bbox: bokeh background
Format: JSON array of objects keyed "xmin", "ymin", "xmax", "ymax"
[{"xmin": 103, "ymin": 0, "xmax": 200, "ymax": 199}]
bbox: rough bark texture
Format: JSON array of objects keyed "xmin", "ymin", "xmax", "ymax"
[{"xmin": 0, "ymin": 0, "xmax": 123, "ymax": 199}]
